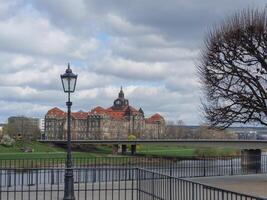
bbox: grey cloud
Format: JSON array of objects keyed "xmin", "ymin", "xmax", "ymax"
[
  {"xmin": 89, "ymin": 0, "xmax": 267, "ymax": 45},
  {"xmin": 0, "ymin": 0, "xmax": 265, "ymax": 125},
  {"xmin": 0, "ymin": 100, "xmax": 52, "ymax": 122},
  {"xmin": 108, "ymin": 36, "xmax": 198, "ymax": 63},
  {"xmin": 31, "ymin": 0, "xmax": 267, "ymax": 47}
]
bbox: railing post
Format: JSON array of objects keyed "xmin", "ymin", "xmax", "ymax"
[
  {"xmin": 51, "ymin": 169, "xmax": 54, "ymax": 185},
  {"xmin": 169, "ymin": 176, "xmax": 172, "ymax": 200},
  {"xmin": 30, "ymin": 169, "xmax": 34, "ymax": 186},
  {"xmin": 203, "ymin": 156, "xmax": 206, "ymax": 177},
  {"xmin": 192, "ymin": 183, "xmax": 194, "ymax": 200},
  {"xmin": 170, "ymin": 161, "xmax": 173, "ymax": 177},
  {"xmin": 137, "ymin": 169, "xmax": 140, "ymax": 200},
  {"xmin": 231, "ymin": 158, "xmax": 233, "ymax": 175},
  {"xmin": 7, "ymin": 170, "xmax": 11, "ymax": 187},
  {"xmin": 131, "ymin": 168, "xmax": 134, "ymax": 200},
  {"xmin": 92, "ymin": 158, "xmax": 96, "ymax": 183},
  {"xmin": 152, "ymin": 173, "xmax": 155, "ymax": 200}
]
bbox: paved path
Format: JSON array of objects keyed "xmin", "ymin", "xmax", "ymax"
[{"xmin": 188, "ymin": 173, "xmax": 267, "ymax": 198}]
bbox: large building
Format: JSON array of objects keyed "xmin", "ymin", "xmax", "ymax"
[
  {"xmin": 7, "ymin": 116, "xmax": 40, "ymax": 139},
  {"xmin": 44, "ymin": 88, "xmax": 165, "ymax": 140}
]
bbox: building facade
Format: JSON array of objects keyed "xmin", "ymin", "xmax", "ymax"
[
  {"xmin": 45, "ymin": 88, "xmax": 165, "ymax": 140},
  {"xmin": 7, "ymin": 116, "xmax": 40, "ymax": 139}
]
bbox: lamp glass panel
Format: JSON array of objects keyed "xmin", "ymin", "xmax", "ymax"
[
  {"xmin": 69, "ymin": 76, "xmax": 77, "ymax": 92},
  {"xmin": 61, "ymin": 77, "xmax": 69, "ymax": 92}
]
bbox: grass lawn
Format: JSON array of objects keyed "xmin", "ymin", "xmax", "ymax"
[
  {"xmin": 0, "ymin": 141, "xmax": 113, "ymax": 160},
  {"xmin": 0, "ymin": 142, "xmax": 240, "ymax": 167},
  {"xmin": 0, "ymin": 140, "xmax": 62, "ymax": 153},
  {"xmin": 138, "ymin": 144, "xmax": 238, "ymax": 157},
  {"xmin": 138, "ymin": 145, "xmax": 196, "ymax": 157},
  {"xmin": 0, "ymin": 141, "xmax": 239, "ymax": 160}
]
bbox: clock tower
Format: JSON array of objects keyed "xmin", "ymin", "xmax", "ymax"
[{"xmin": 113, "ymin": 87, "xmax": 129, "ymax": 110}]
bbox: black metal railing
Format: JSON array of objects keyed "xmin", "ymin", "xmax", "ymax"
[
  {"xmin": 136, "ymin": 168, "xmax": 263, "ymax": 200},
  {"xmin": 0, "ymin": 167, "xmax": 264, "ymax": 200},
  {"xmin": 0, "ymin": 155, "xmax": 266, "ymax": 178},
  {"xmin": 0, "ymin": 167, "xmax": 137, "ymax": 200},
  {"xmin": 0, "ymin": 167, "xmax": 137, "ymax": 187}
]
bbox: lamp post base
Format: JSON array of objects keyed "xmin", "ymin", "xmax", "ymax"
[{"xmin": 63, "ymin": 169, "xmax": 75, "ymax": 200}]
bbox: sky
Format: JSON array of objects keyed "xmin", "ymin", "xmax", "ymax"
[{"xmin": 0, "ymin": 0, "xmax": 266, "ymax": 125}]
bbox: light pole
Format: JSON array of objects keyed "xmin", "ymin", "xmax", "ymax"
[{"xmin": 61, "ymin": 63, "xmax": 77, "ymax": 200}]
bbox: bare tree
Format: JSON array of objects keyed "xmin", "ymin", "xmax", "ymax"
[
  {"xmin": 166, "ymin": 120, "xmax": 192, "ymax": 139},
  {"xmin": 6, "ymin": 117, "xmax": 40, "ymax": 140},
  {"xmin": 199, "ymin": 8, "xmax": 267, "ymax": 128},
  {"xmin": 194, "ymin": 124, "xmax": 237, "ymax": 139},
  {"xmin": 176, "ymin": 120, "xmax": 188, "ymax": 139},
  {"xmin": 166, "ymin": 121, "xmax": 177, "ymax": 139}
]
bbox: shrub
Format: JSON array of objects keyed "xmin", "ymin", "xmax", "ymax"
[
  {"xmin": 127, "ymin": 134, "xmax": 141, "ymax": 151},
  {"xmin": 1, "ymin": 134, "xmax": 15, "ymax": 147},
  {"xmin": 128, "ymin": 134, "xmax": 136, "ymax": 140}
]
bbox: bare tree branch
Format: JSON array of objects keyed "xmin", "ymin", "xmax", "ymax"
[{"xmin": 199, "ymin": 8, "xmax": 267, "ymax": 129}]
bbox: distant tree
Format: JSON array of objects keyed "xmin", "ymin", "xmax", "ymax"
[
  {"xmin": 166, "ymin": 121, "xmax": 175, "ymax": 125},
  {"xmin": 176, "ymin": 120, "xmax": 188, "ymax": 139},
  {"xmin": 199, "ymin": 8, "xmax": 267, "ymax": 128},
  {"xmin": 166, "ymin": 120, "xmax": 191, "ymax": 139},
  {"xmin": 6, "ymin": 117, "xmax": 40, "ymax": 140},
  {"xmin": 194, "ymin": 124, "xmax": 237, "ymax": 139},
  {"xmin": 166, "ymin": 122, "xmax": 177, "ymax": 139}
]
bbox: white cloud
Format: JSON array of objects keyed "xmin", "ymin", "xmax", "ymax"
[{"xmin": 0, "ymin": 0, "xmax": 265, "ymax": 124}]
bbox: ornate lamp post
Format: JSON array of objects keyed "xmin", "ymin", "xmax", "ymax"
[{"xmin": 61, "ymin": 63, "xmax": 77, "ymax": 200}]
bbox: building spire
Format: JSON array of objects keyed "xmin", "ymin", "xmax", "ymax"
[{"xmin": 119, "ymin": 86, "xmax": 124, "ymax": 98}]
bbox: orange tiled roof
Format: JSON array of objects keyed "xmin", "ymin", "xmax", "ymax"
[
  {"xmin": 71, "ymin": 111, "xmax": 88, "ymax": 119},
  {"xmin": 106, "ymin": 110, "xmax": 125, "ymax": 120},
  {"xmin": 123, "ymin": 106, "xmax": 137, "ymax": 111},
  {"xmin": 151, "ymin": 113, "xmax": 163, "ymax": 120},
  {"xmin": 91, "ymin": 106, "xmax": 106, "ymax": 114},
  {"xmin": 47, "ymin": 104, "xmax": 152, "ymax": 121},
  {"xmin": 47, "ymin": 107, "xmax": 89, "ymax": 119},
  {"xmin": 106, "ymin": 105, "xmax": 140, "ymax": 119},
  {"xmin": 146, "ymin": 113, "xmax": 163, "ymax": 123},
  {"xmin": 47, "ymin": 107, "xmax": 66, "ymax": 117}
]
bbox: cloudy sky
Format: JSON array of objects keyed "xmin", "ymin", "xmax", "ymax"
[{"xmin": 0, "ymin": 0, "xmax": 265, "ymax": 125}]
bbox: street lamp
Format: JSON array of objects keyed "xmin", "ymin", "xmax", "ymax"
[{"xmin": 61, "ymin": 63, "xmax": 77, "ymax": 200}]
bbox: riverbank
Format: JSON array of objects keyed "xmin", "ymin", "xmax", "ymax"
[{"xmin": 0, "ymin": 141, "xmax": 239, "ymax": 159}]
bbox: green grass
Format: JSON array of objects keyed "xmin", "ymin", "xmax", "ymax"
[
  {"xmin": 0, "ymin": 141, "xmax": 239, "ymax": 160},
  {"xmin": 137, "ymin": 145, "xmax": 238, "ymax": 157},
  {"xmin": 0, "ymin": 142, "xmax": 240, "ymax": 167},
  {"xmin": 138, "ymin": 145, "xmax": 196, "ymax": 157},
  {"xmin": 0, "ymin": 152, "xmax": 107, "ymax": 160},
  {"xmin": 195, "ymin": 147, "xmax": 239, "ymax": 157},
  {"xmin": 0, "ymin": 140, "xmax": 63, "ymax": 153},
  {"xmin": 0, "ymin": 141, "xmax": 113, "ymax": 160}
]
